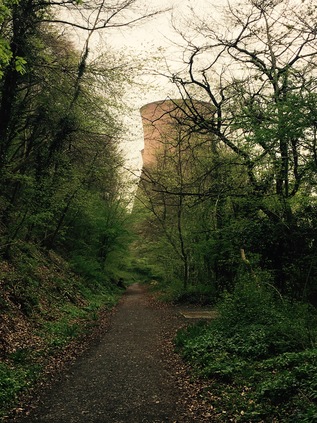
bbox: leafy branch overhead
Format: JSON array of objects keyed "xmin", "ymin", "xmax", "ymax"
[{"xmin": 170, "ymin": 0, "xmax": 317, "ymax": 208}]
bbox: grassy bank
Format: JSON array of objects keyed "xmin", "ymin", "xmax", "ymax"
[{"xmin": 0, "ymin": 243, "xmax": 124, "ymax": 420}]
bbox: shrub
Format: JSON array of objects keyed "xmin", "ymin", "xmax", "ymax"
[
  {"xmin": 0, "ymin": 362, "xmax": 40, "ymax": 415},
  {"xmin": 175, "ymin": 272, "xmax": 317, "ymax": 421}
]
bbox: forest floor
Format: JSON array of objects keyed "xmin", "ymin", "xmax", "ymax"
[{"xmin": 5, "ymin": 283, "xmax": 215, "ymax": 423}]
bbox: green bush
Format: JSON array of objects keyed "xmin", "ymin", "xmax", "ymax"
[
  {"xmin": 0, "ymin": 362, "xmax": 40, "ymax": 415},
  {"xmin": 172, "ymin": 283, "xmax": 217, "ymax": 305},
  {"xmin": 70, "ymin": 255, "xmax": 106, "ymax": 284},
  {"xmin": 175, "ymin": 274, "xmax": 317, "ymax": 421},
  {"xmin": 216, "ymin": 275, "xmax": 317, "ymax": 353},
  {"xmin": 216, "ymin": 272, "xmax": 278, "ymax": 328}
]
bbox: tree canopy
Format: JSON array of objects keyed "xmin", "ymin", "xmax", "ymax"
[
  {"xmin": 135, "ymin": 0, "xmax": 317, "ymax": 303},
  {"xmin": 0, "ymin": 0, "xmax": 154, "ymax": 281}
]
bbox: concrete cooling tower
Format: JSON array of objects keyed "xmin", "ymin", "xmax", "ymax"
[{"xmin": 139, "ymin": 99, "xmax": 213, "ymax": 171}]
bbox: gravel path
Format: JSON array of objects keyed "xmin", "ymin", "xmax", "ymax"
[{"xmin": 15, "ymin": 283, "xmax": 188, "ymax": 423}]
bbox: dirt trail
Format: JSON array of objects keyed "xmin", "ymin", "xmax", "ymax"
[{"xmin": 14, "ymin": 283, "xmax": 189, "ymax": 423}]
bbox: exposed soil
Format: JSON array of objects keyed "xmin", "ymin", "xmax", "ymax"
[{"xmin": 5, "ymin": 283, "xmax": 212, "ymax": 423}]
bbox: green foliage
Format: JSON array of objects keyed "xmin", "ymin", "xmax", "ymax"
[
  {"xmin": 39, "ymin": 278, "xmax": 119, "ymax": 350},
  {"xmin": 70, "ymin": 255, "xmax": 104, "ymax": 282},
  {"xmin": 14, "ymin": 56, "xmax": 27, "ymax": 74},
  {"xmin": 0, "ymin": 362, "xmax": 40, "ymax": 416},
  {"xmin": 65, "ymin": 194, "xmax": 134, "ymax": 286},
  {"xmin": 175, "ymin": 277, "xmax": 317, "ymax": 421},
  {"xmin": 160, "ymin": 282, "xmax": 217, "ymax": 305},
  {"xmin": 0, "ymin": 3, "xmax": 133, "ymax": 269},
  {"xmin": 0, "ymin": 38, "xmax": 12, "ymax": 78},
  {"xmin": 44, "ymin": 319, "xmax": 81, "ymax": 348}
]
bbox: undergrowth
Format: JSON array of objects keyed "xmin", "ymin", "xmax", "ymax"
[
  {"xmin": 150, "ymin": 277, "xmax": 217, "ymax": 305},
  {"xmin": 175, "ymin": 275, "xmax": 317, "ymax": 422}
]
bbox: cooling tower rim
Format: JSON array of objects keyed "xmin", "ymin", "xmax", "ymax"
[{"xmin": 140, "ymin": 98, "xmax": 212, "ymax": 113}]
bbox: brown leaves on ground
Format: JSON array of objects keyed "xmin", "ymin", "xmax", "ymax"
[{"xmin": 148, "ymin": 290, "xmax": 219, "ymax": 422}]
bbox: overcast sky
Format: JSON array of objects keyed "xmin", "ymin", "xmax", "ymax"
[{"xmin": 109, "ymin": 0, "xmax": 229, "ymax": 101}]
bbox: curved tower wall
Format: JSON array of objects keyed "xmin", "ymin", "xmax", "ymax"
[
  {"xmin": 140, "ymin": 99, "xmax": 213, "ymax": 170},
  {"xmin": 140, "ymin": 100, "xmax": 178, "ymax": 169}
]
